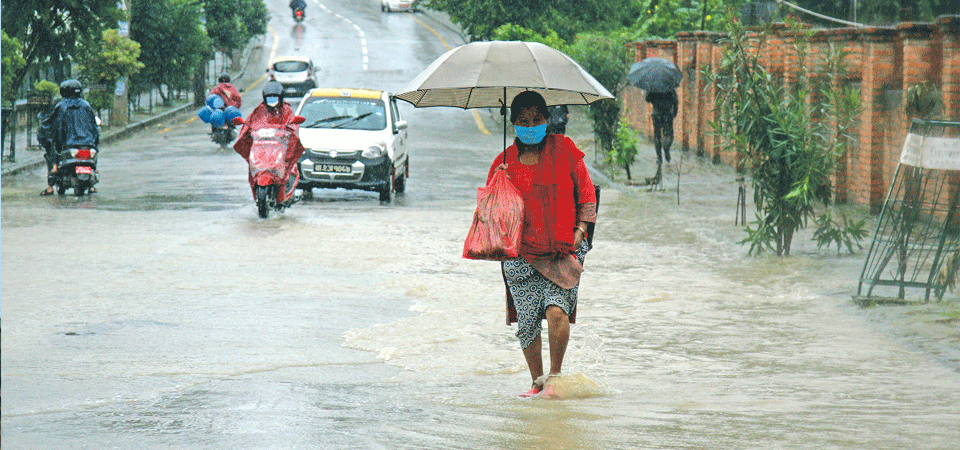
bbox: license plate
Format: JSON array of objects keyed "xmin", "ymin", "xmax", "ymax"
[
  {"xmin": 317, "ymin": 164, "xmax": 351, "ymax": 173},
  {"xmin": 75, "ymin": 166, "xmax": 93, "ymax": 174}
]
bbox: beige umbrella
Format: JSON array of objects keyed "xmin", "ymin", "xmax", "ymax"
[
  {"xmin": 396, "ymin": 41, "xmax": 613, "ymax": 151},
  {"xmin": 396, "ymin": 41, "xmax": 613, "ymax": 109}
]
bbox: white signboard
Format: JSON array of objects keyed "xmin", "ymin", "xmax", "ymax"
[{"xmin": 900, "ymin": 133, "xmax": 960, "ymax": 171}]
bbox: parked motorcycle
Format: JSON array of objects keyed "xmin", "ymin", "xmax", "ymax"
[
  {"xmin": 54, "ymin": 145, "xmax": 98, "ymax": 196},
  {"xmin": 247, "ymin": 124, "xmax": 303, "ymax": 218}
]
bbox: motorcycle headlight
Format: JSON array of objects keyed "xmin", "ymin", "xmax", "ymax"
[{"xmin": 361, "ymin": 142, "xmax": 386, "ymax": 158}]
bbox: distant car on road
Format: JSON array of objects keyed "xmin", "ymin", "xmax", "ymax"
[
  {"xmin": 294, "ymin": 88, "xmax": 410, "ymax": 202},
  {"xmin": 267, "ymin": 56, "xmax": 318, "ymax": 97},
  {"xmin": 380, "ymin": 0, "xmax": 415, "ymax": 12}
]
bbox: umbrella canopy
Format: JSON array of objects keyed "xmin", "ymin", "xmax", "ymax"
[
  {"xmin": 628, "ymin": 57, "xmax": 683, "ymax": 93},
  {"xmin": 395, "ymin": 41, "xmax": 613, "ymax": 109}
]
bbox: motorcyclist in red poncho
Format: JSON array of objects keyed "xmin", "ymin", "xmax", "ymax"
[
  {"xmin": 233, "ymin": 80, "xmax": 305, "ymax": 199},
  {"xmin": 210, "ymin": 73, "xmax": 242, "ymax": 108}
]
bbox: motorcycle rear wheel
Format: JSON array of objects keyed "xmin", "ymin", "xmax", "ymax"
[{"xmin": 256, "ymin": 186, "xmax": 271, "ymax": 219}]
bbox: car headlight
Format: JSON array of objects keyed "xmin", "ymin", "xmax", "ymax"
[{"xmin": 362, "ymin": 142, "xmax": 387, "ymax": 158}]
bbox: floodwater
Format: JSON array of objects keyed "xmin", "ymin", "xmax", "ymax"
[
  {"xmin": 3, "ymin": 101, "xmax": 958, "ymax": 449},
  {"xmin": 4, "ymin": 3, "xmax": 960, "ymax": 448}
]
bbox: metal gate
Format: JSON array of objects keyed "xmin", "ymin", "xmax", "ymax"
[{"xmin": 855, "ymin": 119, "xmax": 960, "ymax": 305}]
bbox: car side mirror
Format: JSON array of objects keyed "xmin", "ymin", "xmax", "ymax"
[
  {"xmin": 292, "ymin": 116, "xmax": 306, "ymax": 125},
  {"xmin": 394, "ymin": 120, "xmax": 407, "ymax": 133},
  {"xmin": 231, "ymin": 117, "xmax": 245, "ymax": 126}
]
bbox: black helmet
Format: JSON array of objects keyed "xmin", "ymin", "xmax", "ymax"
[
  {"xmin": 218, "ymin": 73, "xmax": 231, "ymax": 83},
  {"xmin": 262, "ymin": 80, "xmax": 284, "ymax": 110},
  {"xmin": 59, "ymin": 79, "xmax": 83, "ymax": 98}
]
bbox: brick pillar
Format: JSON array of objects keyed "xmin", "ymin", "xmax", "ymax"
[
  {"xmin": 857, "ymin": 28, "xmax": 899, "ymax": 212},
  {"xmin": 830, "ymin": 28, "xmax": 863, "ymax": 205},
  {"xmin": 677, "ymin": 32, "xmax": 697, "ymax": 153},
  {"xmin": 708, "ymin": 34, "xmax": 725, "ymax": 163},
  {"xmin": 938, "ymin": 15, "xmax": 960, "ymax": 121},
  {"xmin": 693, "ymin": 31, "xmax": 715, "ymax": 157}
]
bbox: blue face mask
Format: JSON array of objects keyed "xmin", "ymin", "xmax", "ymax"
[
  {"xmin": 514, "ymin": 123, "xmax": 547, "ymax": 145},
  {"xmin": 265, "ymin": 96, "xmax": 280, "ymax": 107}
]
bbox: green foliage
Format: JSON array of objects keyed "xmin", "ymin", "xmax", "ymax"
[
  {"xmin": 790, "ymin": 0, "xmax": 954, "ymax": 26},
  {"xmin": 131, "ymin": 0, "xmax": 209, "ymax": 103},
  {"xmin": 2, "ymin": 31, "xmax": 27, "ymax": 105},
  {"xmin": 609, "ymin": 118, "xmax": 641, "ymax": 179},
  {"xmin": 707, "ymin": 13, "xmax": 861, "ymax": 256},
  {"xmin": 204, "ymin": 0, "xmax": 269, "ymax": 53},
  {"xmin": 905, "ymin": 83, "xmax": 942, "ymax": 119},
  {"xmin": 567, "ymin": 32, "xmax": 632, "ymax": 155},
  {"xmin": 1, "ymin": 0, "xmax": 120, "ymax": 96},
  {"xmin": 425, "ymin": 0, "xmax": 643, "ymax": 42},
  {"xmin": 491, "ymin": 24, "xmax": 567, "ymax": 51},
  {"xmin": 76, "ymin": 29, "xmax": 145, "ymax": 86},
  {"xmin": 32, "ymin": 80, "xmax": 59, "ymax": 98},
  {"xmin": 812, "ymin": 210, "xmax": 867, "ymax": 254},
  {"xmin": 628, "ymin": 0, "xmax": 745, "ymax": 39}
]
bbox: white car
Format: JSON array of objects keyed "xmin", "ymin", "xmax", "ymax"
[
  {"xmin": 267, "ymin": 56, "xmax": 318, "ymax": 97},
  {"xmin": 380, "ymin": 0, "xmax": 414, "ymax": 12},
  {"xmin": 294, "ymin": 88, "xmax": 409, "ymax": 202}
]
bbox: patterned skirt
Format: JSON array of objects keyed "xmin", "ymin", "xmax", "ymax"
[{"xmin": 503, "ymin": 241, "xmax": 589, "ymax": 349}]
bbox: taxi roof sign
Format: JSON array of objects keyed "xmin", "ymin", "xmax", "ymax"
[{"xmin": 310, "ymin": 88, "xmax": 382, "ymax": 99}]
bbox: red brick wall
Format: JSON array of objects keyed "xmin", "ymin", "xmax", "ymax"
[{"xmin": 623, "ymin": 15, "xmax": 960, "ymax": 211}]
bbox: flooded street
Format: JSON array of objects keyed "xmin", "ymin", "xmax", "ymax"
[{"xmin": 3, "ymin": 1, "xmax": 959, "ymax": 448}]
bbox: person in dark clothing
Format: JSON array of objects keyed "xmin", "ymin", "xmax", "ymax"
[
  {"xmin": 289, "ymin": 0, "xmax": 306, "ymax": 12},
  {"xmin": 645, "ymin": 90, "xmax": 678, "ymax": 164},
  {"xmin": 37, "ymin": 79, "xmax": 100, "ymax": 195},
  {"xmin": 546, "ymin": 104, "xmax": 569, "ymax": 135}
]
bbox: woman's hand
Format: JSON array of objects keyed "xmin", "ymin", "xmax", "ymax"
[
  {"xmin": 573, "ymin": 222, "xmax": 588, "ymax": 248},
  {"xmin": 494, "ymin": 163, "xmax": 509, "ymax": 178}
]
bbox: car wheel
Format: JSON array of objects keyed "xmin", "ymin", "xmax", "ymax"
[
  {"xmin": 378, "ymin": 166, "xmax": 394, "ymax": 203},
  {"xmin": 394, "ymin": 162, "xmax": 407, "ymax": 194}
]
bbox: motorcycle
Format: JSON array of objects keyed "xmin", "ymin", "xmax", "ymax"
[
  {"xmin": 211, "ymin": 122, "xmax": 237, "ymax": 150},
  {"xmin": 247, "ymin": 125, "xmax": 303, "ymax": 218},
  {"xmin": 54, "ymin": 145, "xmax": 98, "ymax": 196},
  {"xmin": 292, "ymin": 6, "xmax": 305, "ymax": 22},
  {"xmin": 199, "ymin": 100, "xmax": 241, "ymax": 150}
]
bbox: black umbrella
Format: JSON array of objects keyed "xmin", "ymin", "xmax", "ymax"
[{"xmin": 628, "ymin": 57, "xmax": 683, "ymax": 93}]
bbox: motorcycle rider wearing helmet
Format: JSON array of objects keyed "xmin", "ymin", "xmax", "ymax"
[
  {"xmin": 289, "ymin": 0, "xmax": 307, "ymax": 15},
  {"xmin": 233, "ymin": 80, "xmax": 305, "ymax": 198},
  {"xmin": 209, "ymin": 73, "xmax": 241, "ymax": 109},
  {"xmin": 37, "ymin": 79, "xmax": 100, "ymax": 196}
]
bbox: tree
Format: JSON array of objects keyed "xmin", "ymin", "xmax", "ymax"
[
  {"xmin": 130, "ymin": 0, "xmax": 209, "ymax": 104},
  {"xmin": 706, "ymin": 15, "xmax": 861, "ymax": 256},
  {"xmin": 2, "ymin": 31, "xmax": 27, "ymax": 106},
  {"xmin": 426, "ymin": 0, "xmax": 642, "ymax": 42},
  {"xmin": 1, "ymin": 0, "xmax": 120, "ymax": 97},
  {"xmin": 204, "ymin": 0, "xmax": 268, "ymax": 56},
  {"xmin": 75, "ymin": 29, "xmax": 145, "ymax": 114},
  {"xmin": 567, "ymin": 32, "xmax": 632, "ymax": 157}
]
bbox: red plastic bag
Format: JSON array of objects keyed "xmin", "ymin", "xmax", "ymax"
[{"xmin": 462, "ymin": 169, "xmax": 524, "ymax": 260}]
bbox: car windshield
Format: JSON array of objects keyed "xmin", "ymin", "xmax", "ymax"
[
  {"xmin": 300, "ymin": 97, "xmax": 387, "ymax": 131},
  {"xmin": 273, "ymin": 61, "xmax": 310, "ymax": 72}
]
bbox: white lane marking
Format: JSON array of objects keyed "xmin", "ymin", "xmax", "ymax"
[{"xmin": 312, "ymin": 0, "xmax": 368, "ymax": 71}]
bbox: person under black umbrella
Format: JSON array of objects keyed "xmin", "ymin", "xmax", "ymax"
[
  {"xmin": 628, "ymin": 57, "xmax": 683, "ymax": 178},
  {"xmin": 646, "ymin": 89, "xmax": 677, "ymax": 164}
]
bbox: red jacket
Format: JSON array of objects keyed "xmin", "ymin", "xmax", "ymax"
[
  {"xmin": 233, "ymin": 102, "xmax": 305, "ymax": 169},
  {"xmin": 210, "ymin": 82, "xmax": 242, "ymax": 108},
  {"xmin": 487, "ymin": 134, "xmax": 597, "ymax": 262}
]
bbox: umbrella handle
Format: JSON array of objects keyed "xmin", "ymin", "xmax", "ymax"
[{"xmin": 500, "ymin": 95, "xmax": 508, "ymax": 165}]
